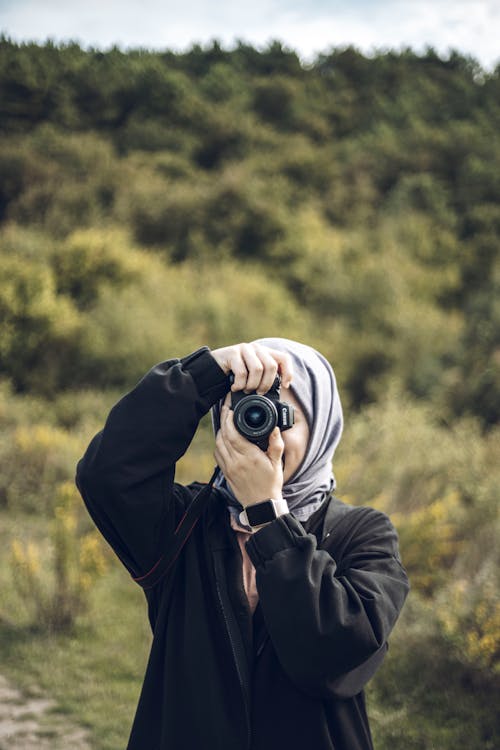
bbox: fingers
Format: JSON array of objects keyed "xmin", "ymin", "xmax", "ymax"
[
  {"xmin": 212, "ymin": 342, "xmax": 294, "ymax": 392},
  {"xmin": 220, "ymin": 404, "xmax": 250, "ymax": 452},
  {"xmin": 229, "ymin": 343, "xmax": 270, "ymax": 393},
  {"xmin": 214, "ymin": 429, "xmax": 230, "ymax": 473},
  {"xmin": 221, "ymin": 407, "xmax": 283, "ymax": 465},
  {"xmin": 215, "ymin": 412, "xmax": 285, "ymax": 504},
  {"xmin": 231, "ymin": 343, "xmax": 293, "ymax": 394},
  {"xmin": 228, "ymin": 348, "xmax": 251, "ymax": 392},
  {"xmin": 267, "ymin": 427, "xmax": 284, "ymax": 465},
  {"xmin": 252, "ymin": 345, "xmax": 279, "ymax": 394},
  {"xmin": 239, "ymin": 343, "xmax": 266, "ymax": 393},
  {"xmin": 215, "ymin": 407, "xmax": 246, "ymax": 469},
  {"xmin": 214, "ymin": 409, "xmax": 257, "ymax": 481},
  {"xmin": 264, "ymin": 349, "xmax": 293, "ymax": 389}
]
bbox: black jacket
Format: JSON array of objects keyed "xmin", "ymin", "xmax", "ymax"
[{"xmin": 76, "ymin": 347, "xmax": 410, "ymax": 750}]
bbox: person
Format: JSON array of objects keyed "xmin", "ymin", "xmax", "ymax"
[{"xmin": 76, "ymin": 339, "xmax": 410, "ymax": 750}]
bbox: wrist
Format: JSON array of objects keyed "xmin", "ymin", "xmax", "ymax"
[
  {"xmin": 210, "ymin": 347, "xmax": 231, "ymax": 375},
  {"xmin": 243, "ymin": 492, "xmax": 284, "ymax": 508},
  {"xmin": 239, "ymin": 497, "xmax": 288, "ymax": 530},
  {"xmin": 181, "ymin": 348, "xmax": 229, "ymax": 400}
]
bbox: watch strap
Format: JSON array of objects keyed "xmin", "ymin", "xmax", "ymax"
[{"xmin": 239, "ymin": 498, "xmax": 289, "ymax": 528}]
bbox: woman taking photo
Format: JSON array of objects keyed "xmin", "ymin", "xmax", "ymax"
[{"xmin": 76, "ymin": 338, "xmax": 409, "ymax": 750}]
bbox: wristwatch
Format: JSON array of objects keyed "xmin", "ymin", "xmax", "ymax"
[{"xmin": 239, "ymin": 498, "xmax": 289, "ymax": 529}]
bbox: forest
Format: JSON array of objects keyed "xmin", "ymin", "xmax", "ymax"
[{"xmin": 0, "ymin": 37, "xmax": 499, "ymax": 749}]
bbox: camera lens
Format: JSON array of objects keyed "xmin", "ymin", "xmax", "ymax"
[
  {"xmin": 233, "ymin": 395, "xmax": 277, "ymax": 441},
  {"xmin": 245, "ymin": 406, "xmax": 267, "ymax": 428}
]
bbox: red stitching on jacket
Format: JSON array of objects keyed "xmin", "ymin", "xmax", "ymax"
[
  {"xmin": 132, "ymin": 554, "xmax": 164, "ymax": 582},
  {"xmin": 132, "ymin": 479, "xmax": 214, "ymax": 586},
  {"xmin": 132, "ymin": 509, "xmax": 192, "ymax": 583},
  {"xmin": 175, "ymin": 509, "xmax": 189, "ymax": 534},
  {"xmin": 140, "ymin": 518, "xmax": 199, "ymax": 590}
]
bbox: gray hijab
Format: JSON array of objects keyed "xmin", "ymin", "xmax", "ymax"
[{"xmin": 211, "ymin": 337, "xmax": 343, "ymax": 526}]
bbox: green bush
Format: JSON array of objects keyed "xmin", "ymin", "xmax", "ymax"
[
  {"xmin": 9, "ymin": 481, "xmax": 108, "ymax": 632},
  {"xmin": 336, "ymin": 392, "xmax": 500, "ymax": 671},
  {"xmin": 1, "ymin": 40, "xmax": 499, "ymax": 748},
  {"xmin": 78, "ymin": 252, "xmax": 318, "ymax": 388},
  {"xmin": 0, "ymin": 250, "xmax": 83, "ymax": 392},
  {"xmin": 51, "ymin": 227, "xmax": 143, "ymax": 308},
  {"xmin": 0, "ymin": 423, "xmax": 81, "ymax": 513}
]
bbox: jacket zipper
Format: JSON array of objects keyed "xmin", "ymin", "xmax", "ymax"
[
  {"xmin": 256, "ymin": 635, "xmax": 269, "ymax": 659},
  {"xmin": 214, "ymin": 554, "xmax": 252, "ymax": 750}
]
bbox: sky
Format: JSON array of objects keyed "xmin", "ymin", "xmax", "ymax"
[{"xmin": 1, "ymin": 0, "xmax": 499, "ymax": 70}]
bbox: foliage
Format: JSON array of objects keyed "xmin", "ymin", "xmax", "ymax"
[
  {"xmin": 50, "ymin": 227, "xmax": 144, "ymax": 308},
  {"xmin": 0, "ymin": 423, "xmax": 80, "ymax": 513},
  {"xmin": 0, "ymin": 40, "xmax": 497, "ymax": 422},
  {"xmin": 0, "ymin": 244, "xmax": 83, "ymax": 393},
  {"xmin": 0, "ymin": 38, "xmax": 498, "ymax": 749},
  {"xmin": 336, "ymin": 392, "xmax": 500, "ymax": 682},
  {"xmin": 369, "ymin": 595, "xmax": 500, "ymax": 750},
  {"xmin": 436, "ymin": 514, "xmax": 500, "ymax": 674},
  {"xmin": 9, "ymin": 481, "xmax": 108, "ymax": 632}
]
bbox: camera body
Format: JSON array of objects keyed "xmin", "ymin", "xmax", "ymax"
[{"xmin": 229, "ymin": 374, "xmax": 294, "ymax": 450}]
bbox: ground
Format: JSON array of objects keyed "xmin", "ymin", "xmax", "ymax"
[{"xmin": 0, "ymin": 674, "xmax": 91, "ymax": 750}]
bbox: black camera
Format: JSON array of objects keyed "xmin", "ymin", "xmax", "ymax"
[{"xmin": 229, "ymin": 374, "xmax": 294, "ymax": 450}]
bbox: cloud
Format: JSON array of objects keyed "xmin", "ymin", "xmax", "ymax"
[
  {"xmin": 0, "ymin": 0, "xmax": 499, "ymax": 69},
  {"xmin": 270, "ymin": 0, "xmax": 500, "ymax": 67}
]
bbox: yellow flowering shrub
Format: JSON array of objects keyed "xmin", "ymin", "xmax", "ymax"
[
  {"xmin": 386, "ymin": 490, "xmax": 466, "ymax": 596},
  {"xmin": 438, "ymin": 574, "xmax": 500, "ymax": 673},
  {"xmin": 0, "ymin": 423, "xmax": 81, "ymax": 513},
  {"xmin": 9, "ymin": 480, "xmax": 108, "ymax": 632}
]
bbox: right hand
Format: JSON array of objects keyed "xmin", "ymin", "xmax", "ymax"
[{"xmin": 210, "ymin": 342, "xmax": 293, "ymax": 394}]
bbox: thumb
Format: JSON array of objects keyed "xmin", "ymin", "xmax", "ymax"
[{"xmin": 267, "ymin": 427, "xmax": 284, "ymax": 464}]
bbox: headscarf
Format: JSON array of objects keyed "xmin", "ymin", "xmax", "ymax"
[{"xmin": 211, "ymin": 337, "xmax": 343, "ymax": 526}]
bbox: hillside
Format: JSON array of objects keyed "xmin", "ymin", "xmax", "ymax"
[{"xmin": 0, "ymin": 39, "xmax": 499, "ymax": 749}]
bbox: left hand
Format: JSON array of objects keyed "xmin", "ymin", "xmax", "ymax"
[{"xmin": 214, "ymin": 401, "xmax": 284, "ymax": 506}]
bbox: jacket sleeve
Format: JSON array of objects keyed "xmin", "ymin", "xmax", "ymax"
[
  {"xmin": 75, "ymin": 347, "xmax": 228, "ymax": 580},
  {"xmin": 245, "ymin": 507, "xmax": 410, "ymax": 699}
]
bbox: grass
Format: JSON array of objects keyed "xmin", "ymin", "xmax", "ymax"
[
  {"xmin": 0, "ymin": 524, "xmax": 150, "ymax": 750},
  {"xmin": 4, "ymin": 565, "xmax": 499, "ymax": 750},
  {"xmin": 0, "ymin": 421, "xmax": 215, "ymax": 750},
  {"xmin": 368, "ymin": 596, "xmax": 500, "ymax": 750},
  {"xmin": 1, "ymin": 419, "xmax": 499, "ymax": 750}
]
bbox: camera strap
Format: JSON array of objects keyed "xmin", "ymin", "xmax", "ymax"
[{"xmin": 133, "ymin": 467, "xmax": 221, "ymax": 590}]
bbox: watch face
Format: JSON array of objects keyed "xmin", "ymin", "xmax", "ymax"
[{"xmin": 246, "ymin": 501, "xmax": 276, "ymax": 526}]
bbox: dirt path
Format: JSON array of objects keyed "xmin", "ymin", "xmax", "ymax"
[{"xmin": 0, "ymin": 674, "xmax": 92, "ymax": 750}]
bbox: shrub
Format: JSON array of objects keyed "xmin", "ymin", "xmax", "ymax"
[
  {"xmin": 0, "ymin": 424, "xmax": 81, "ymax": 513},
  {"xmin": 336, "ymin": 393, "xmax": 500, "ymax": 597},
  {"xmin": 127, "ymin": 173, "xmax": 207, "ymax": 253},
  {"xmin": 9, "ymin": 481, "xmax": 108, "ymax": 632},
  {"xmin": 437, "ymin": 518, "xmax": 500, "ymax": 674},
  {"xmin": 5, "ymin": 127, "xmax": 119, "ymax": 236},
  {"xmin": 78, "ymin": 254, "xmax": 318, "ymax": 388},
  {"xmin": 252, "ymin": 76, "xmax": 299, "ymax": 127},
  {"xmin": 50, "ymin": 227, "xmax": 143, "ymax": 308},
  {"xmin": 0, "ymin": 251, "xmax": 83, "ymax": 392}
]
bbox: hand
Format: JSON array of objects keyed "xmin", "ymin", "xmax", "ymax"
[
  {"xmin": 211, "ymin": 342, "xmax": 293, "ymax": 394},
  {"xmin": 214, "ymin": 403, "xmax": 284, "ymax": 506}
]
